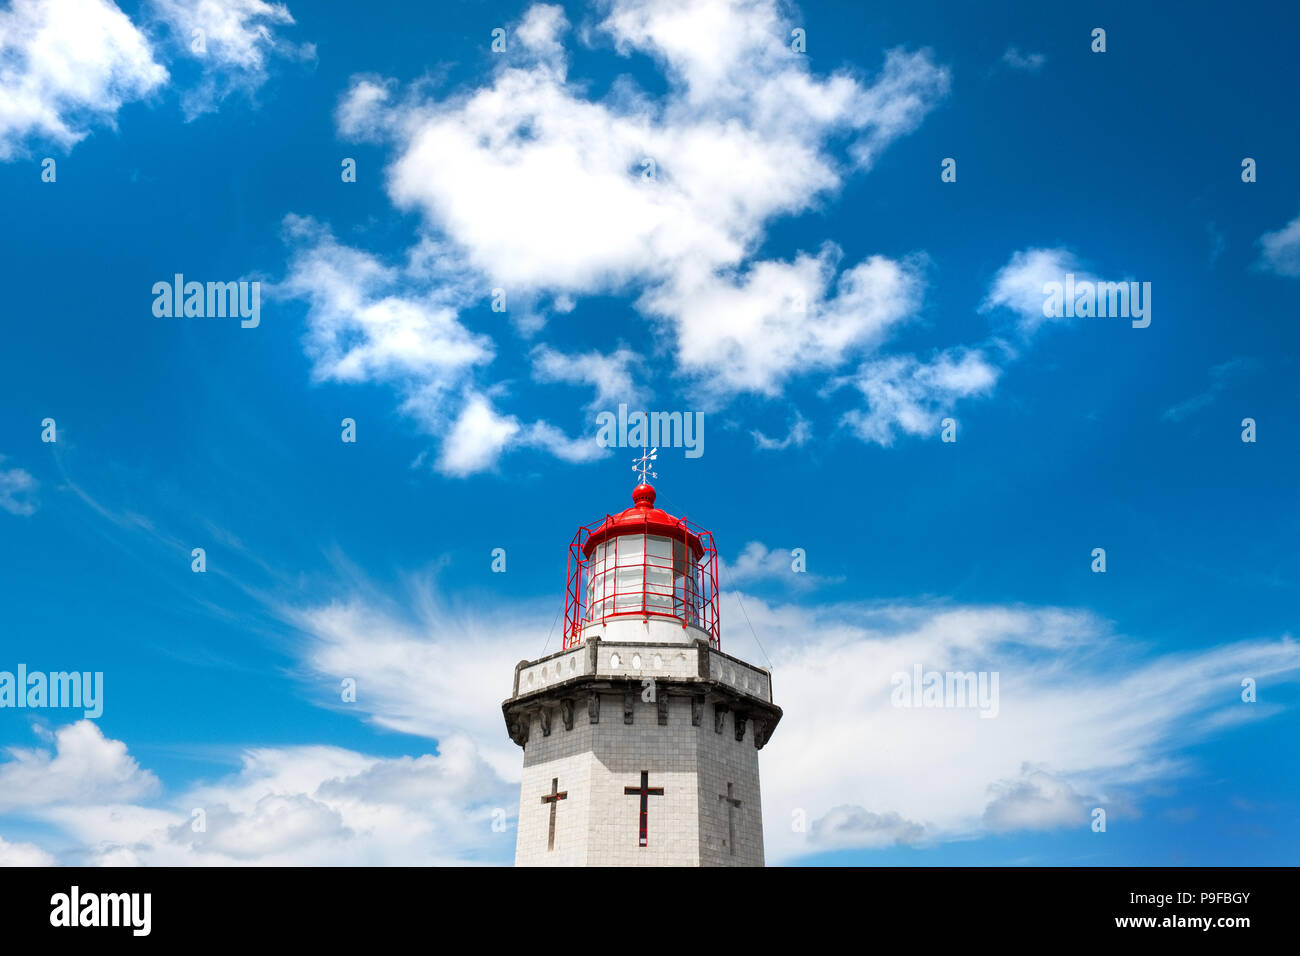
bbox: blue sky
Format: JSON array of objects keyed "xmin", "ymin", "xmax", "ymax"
[{"xmin": 0, "ymin": 0, "xmax": 1298, "ymax": 866}]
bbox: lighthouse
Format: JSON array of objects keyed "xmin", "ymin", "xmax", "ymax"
[{"xmin": 502, "ymin": 459, "xmax": 782, "ymax": 866}]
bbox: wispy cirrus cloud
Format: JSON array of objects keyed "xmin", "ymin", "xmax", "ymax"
[
  {"xmin": 280, "ymin": 576, "xmax": 1300, "ymax": 861},
  {"xmin": 4, "ymin": 577, "xmax": 1298, "ymax": 865},
  {"xmin": 753, "ymin": 411, "xmax": 811, "ymax": 450},
  {"xmin": 1162, "ymin": 357, "xmax": 1259, "ymax": 423}
]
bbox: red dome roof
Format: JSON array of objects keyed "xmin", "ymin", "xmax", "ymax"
[{"xmin": 581, "ymin": 483, "xmax": 704, "ymax": 557}]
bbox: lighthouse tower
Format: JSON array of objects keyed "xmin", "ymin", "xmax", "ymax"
[{"xmin": 502, "ymin": 465, "xmax": 782, "ymax": 866}]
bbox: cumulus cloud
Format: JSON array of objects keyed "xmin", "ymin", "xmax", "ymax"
[
  {"xmin": 278, "ymin": 215, "xmax": 493, "ymax": 389},
  {"xmin": 148, "ymin": 0, "xmax": 314, "ymax": 118},
  {"xmin": 809, "ymin": 804, "xmax": 926, "ymax": 848},
  {"xmin": 283, "ymin": 0, "xmax": 956, "ymax": 468},
  {"xmin": 15, "ymin": 731, "xmax": 514, "ymax": 865},
  {"xmin": 531, "ymin": 344, "xmax": 648, "ymax": 411},
  {"xmin": 840, "ymin": 348, "xmax": 1000, "ymax": 445},
  {"xmin": 0, "ymin": 0, "xmax": 312, "ymax": 157},
  {"xmin": 1000, "ymin": 47, "xmax": 1046, "ymax": 72},
  {"xmin": 515, "ymin": 2, "xmax": 568, "ymax": 61},
  {"xmin": 432, "ymin": 393, "xmax": 525, "ymax": 477},
  {"xmin": 330, "ymin": 0, "xmax": 948, "ymax": 402},
  {"xmin": 1255, "ymin": 211, "xmax": 1300, "ymax": 278},
  {"xmin": 276, "ymin": 217, "xmax": 600, "ymax": 475},
  {"xmin": 433, "ymin": 392, "xmax": 604, "ymax": 477},
  {"xmin": 0, "ymin": 836, "xmax": 55, "ymax": 866},
  {"xmin": 0, "ymin": 0, "xmax": 167, "ymax": 159},
  {"xmin": 0, "ymin": 721, "xmax": 160, "ymax": 812},
  {"xmin": 980, "ymin": 247, "xmax": 1092, "ymax": 335},
  {"xmin": 641, "ymin": 247, "xmax": 924, "ymax": 399},
  {"xmin": 0, "ymin": 457, "xmax": 38, "ymax": 515},
  {"xmin": 721, "ymin": 540, "xmax": 831, "ymax": 590},
  {"xmin": 983, "ymin": 767, "xmax": 1096, "ymax": 832}
]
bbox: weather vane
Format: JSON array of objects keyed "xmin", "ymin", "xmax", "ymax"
[{"xmin": 632, "ymin": 447, "xmax": 658, "ymax": 486}]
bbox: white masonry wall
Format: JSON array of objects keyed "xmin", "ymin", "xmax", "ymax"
[
  {"xmin": 515, "ymin": 691, "xmax": 764, "ymax": 867},
  {"xmin": 695, "ymin": 706, "xmax": 764, "ymax": 867}
]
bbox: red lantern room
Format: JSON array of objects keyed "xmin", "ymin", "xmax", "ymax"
[{"xmin": 563, "ymin": 481, "xmax": 720, "ymax": 651}]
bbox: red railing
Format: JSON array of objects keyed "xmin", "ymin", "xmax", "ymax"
[{"xmin": 563, "ymin": 514, "xmax": 719, "ymax": 650}]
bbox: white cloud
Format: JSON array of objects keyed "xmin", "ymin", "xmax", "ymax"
[
  {"xmin": 0, "ymin": 457, "xmax": 38, "ymax": 515},
  {"xmin": 0, "ymin": 721, "xmax": 160, "ymax": 812},
  {"xmin": 1162, "ymin": 357, "xmax": 1257, "ymax": 423},
  {"xmin": 1001, "ymin": 47, "xmax": 1045, "ymax": 72},
  {"xmin": 980, "ymin": 247, "xmax": 1091, "ymax": 335},
  {"xmin": 278, "ymin": 218, "xmax": 605, "ymax": 476},
  {"xmin": 841, "ymin": 348, "xmax": 999, "ymax": 445},
  {"xmin": 752, "ymin": 411, "xmax": 811, "ymax": 450},
  {"xmin": 864, "ymin": 244, "xmax": 1112, "ymax": 446},
  {"xmin": 436, "ymin": 393, "xmax": 522, "ymax": 477},
  {"xmin": 982, "ymin": 767, "xmax": 1094, "ymax": 832},
  {"xmin": 0, "ymin": 836, "xmax": 55, "ymax": 866},
  {"xmin": 148, "ymin": 0, "xmax": 313, "ymax": 118},
  {"xmin": 286, "ymin": 575, "xmax": 550, "ymax": 779},
  {"xmin": 642, "ymin": 247, "xmax": 923, "ymax": 398},
  {"xmin": 335, "ymin": 0, "xmax": 948, "ymax": 399},
  {"xmin": 721, "ymin": 540, "xmax": 830, "ymax": 590},
  {"xmin": 1256, "ymin": 211, "xmax": 1300, "ymax": 278},
  {"xmin": 518, "ymin": 419, "xmax": 608, "ymax": 464},
  {"xmin": 285, "ymin": 582, "xmax": 1300, "ymax": 862},
  {"xmin": 723, "ymin": 541, "xmax": 795, "ymax": 585},
  {"xmin": 0, "ymin": 0, "xmax": 167, "ymax": 159},
  {"xmin": 515, "ymin": 2, "xmax": 568, "ymax": 60},
  {"xmin": 0, "ymin": 0, "xmax": 310, "ymax": 158},
  {"xmin": 313, "ymin": 1, "xmax": 968, "ymax": 457},
  {"xmin": 531, "ymin": 344, "xmax": 648, "ymax": 410},
  {"xmin": 164, "ymin": 737, "xmax": 511, "ymax": 865},
  {"xmin": 6, "ymin": 581, "xmax": 1299, "ymax": 865},
  {"xmin": 432, "ymin": 392, "xmax": 606, "ymax": 476},
  {"xmin": 279, "ymin": 216, "xmax": 494, "ymax": 389},
  {"xmin": 809, "ymin": 805, "xmax": 925, "ymax": 848},
  {"xmin": 17, "ymin": 732, "xmax": 514, "ymax": 865},
  {"xmin": 286, "ymin": 577, "xmax": 1300, "ymax": 862},
  {"xmin": 738, "ymin": 596, "xmax": 1300, "ymax": 861}
]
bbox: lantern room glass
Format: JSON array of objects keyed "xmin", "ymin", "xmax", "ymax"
[{"xmin": 586, "ymin": 533, "xmax": 700, "ymax": 624}]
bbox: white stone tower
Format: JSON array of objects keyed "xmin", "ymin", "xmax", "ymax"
[{"xmin": 502, "ymin": 476, "xmax": 781, "ymax": 866}]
